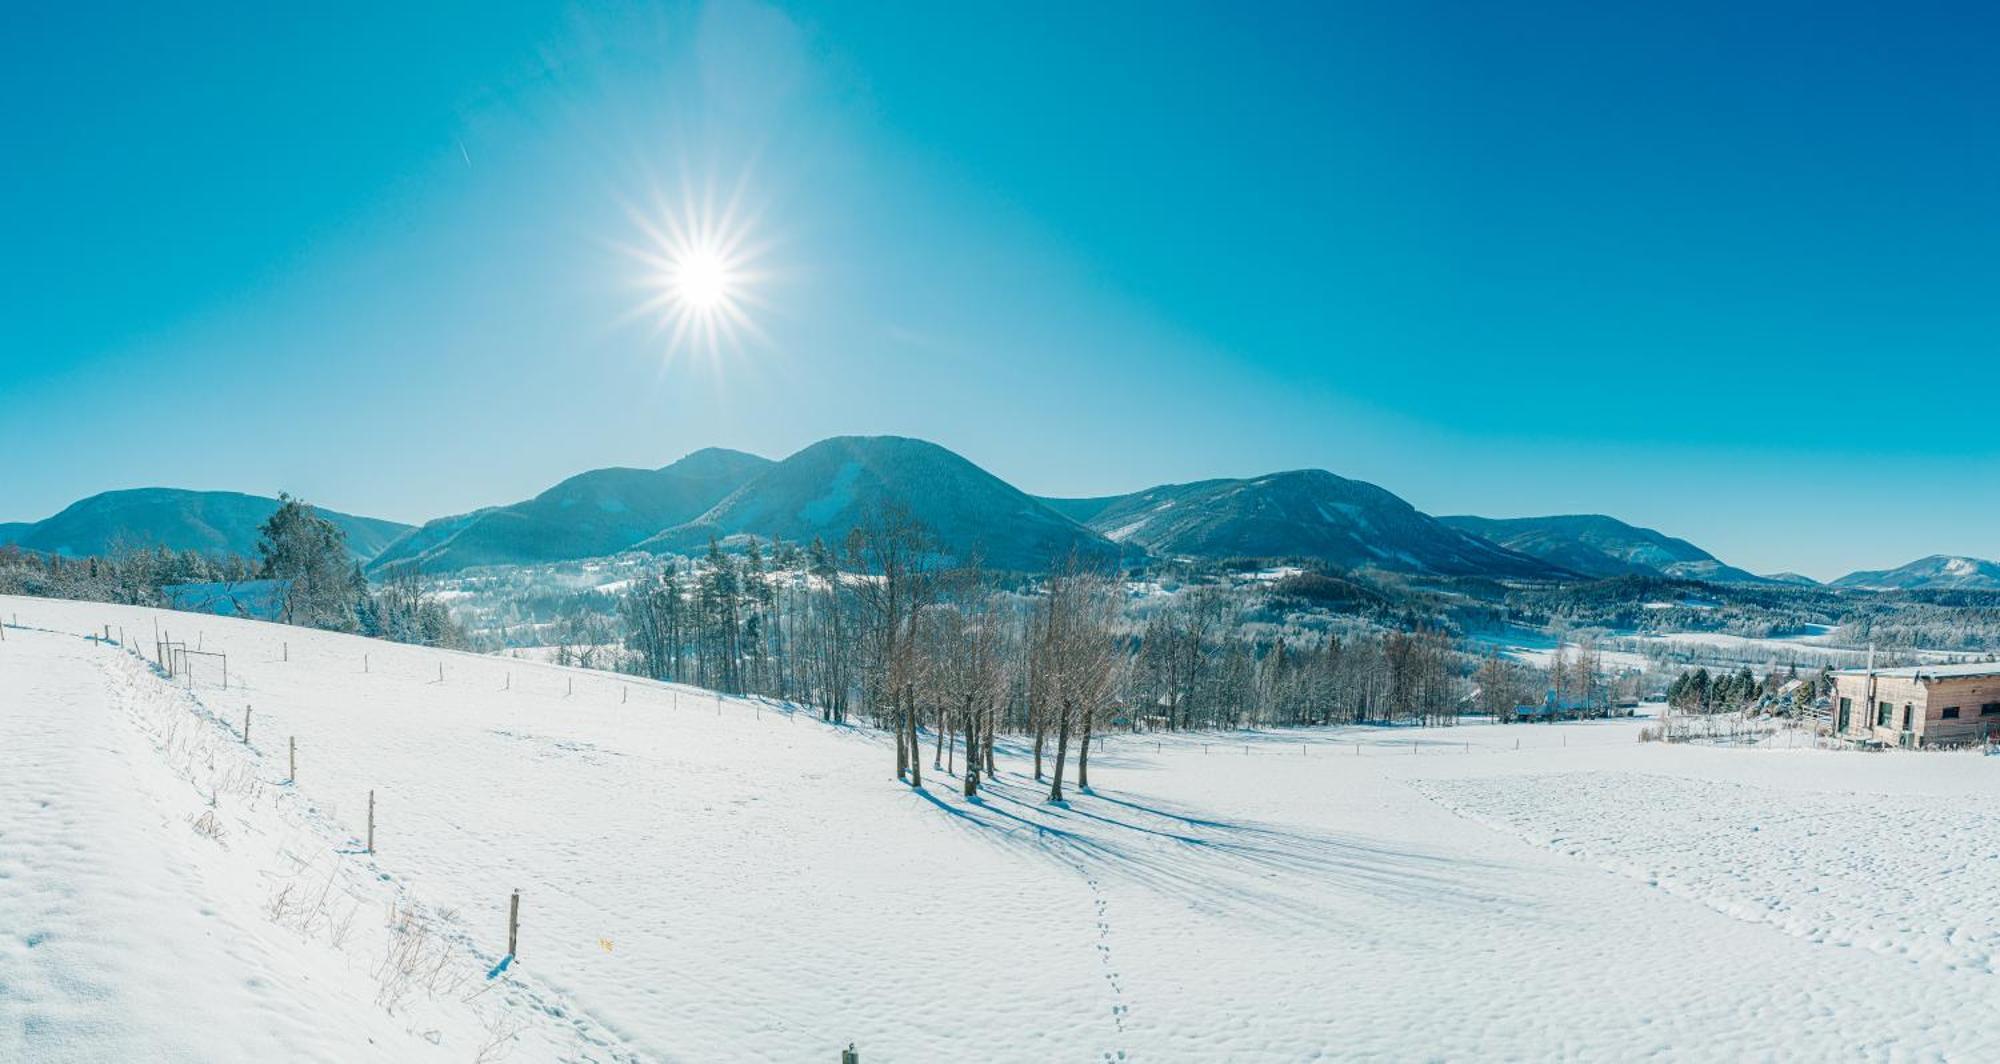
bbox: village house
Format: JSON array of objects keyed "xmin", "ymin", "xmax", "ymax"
[{"xmin": 1829, "ymin": 663, "xmax": 2000, "ymax": 747}]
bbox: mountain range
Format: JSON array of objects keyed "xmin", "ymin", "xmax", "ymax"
[
  {"xmin": 632, "ymin": 436, "xmax": 1122, "ymax": 572},
  {"xmin": 1041, "ymin": 471, "xmax": 1557, "ymax": 578},
  {"xmin": 366, "ymin": 448, "xmax": 771, "ymax": 574},
  {"xmin": 0, "ymin": 488, "xmax": 409, "ymax": 562},
  {"xmin": 1830, "ymin": 555, "xmax": 2000, "ymax": 592},
  {"xmin": 1436, "ymin": 514, "xmax": 1767, "ymax": 583},
  {"xmin": 7, "ymin": 438, "xmax": 1994, "ymax": 590}
]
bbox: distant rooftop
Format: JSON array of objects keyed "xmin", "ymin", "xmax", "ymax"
[{"xmin": 1835, "ymin": 662, "xmax": 2000, "ymax": 680}]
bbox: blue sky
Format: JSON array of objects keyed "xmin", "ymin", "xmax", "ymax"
[{"xmin": 4, "ymin": 1, "xmax": 1997, "ymax": 579}]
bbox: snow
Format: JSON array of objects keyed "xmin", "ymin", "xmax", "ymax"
[
  {"xmin": 1103, "ymin": 518, "xmax": 1149, "ymax": 542},
  {"xmin": 9, "ymin": 594, "xmax": 2000, "ymax": 1059}
]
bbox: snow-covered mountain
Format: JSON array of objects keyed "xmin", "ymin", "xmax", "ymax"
[
  {"xmin": 1042, "ymin": 470, "xmax": 1563, "ymax": 578},
  {"xmin": 638, "ymin": 436, "xmax": 1122, "ymax": 571},
  {"xmin": 366, "ymin": 448, "xmax": 771, "ymax": 574},
  {"xmin": 1437, "ymin": 513, "xmax": 1765, "ymax": 583},
  {"xmin": 0, "ymin": 488, "xmax": 409, "ymax": 562},
  {"xmin": 1832, "ymin": 555, "xmax": 2000, "ymax": 591}
]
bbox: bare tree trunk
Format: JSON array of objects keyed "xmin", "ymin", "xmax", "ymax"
[
  {"xmin": 934, "ymin": 703, "xmax": 945, "ymax": 770},
  {"xmin": 962, "ymin": 698, "xmax": 980, "ymax": 796},
  {"xmin": 895, "ymin": 685, "xmax": 909, "ymax": 781},
  {"xmin": 984, "ymin": 706, "xmax": 996, "ymax": 776},
  {"xmin": 1033, "ymin": 718, "xmax": 1046, "ymax": 782},
  {"xmin": 1048, "ymin": 702, "xmax": 1072, "ymax": 803},
  {"xmin": 1078, "ymin": 712, "xmax": 1093, "ymax": 791},
  {"xmin": 905, "ymin": 682, "xmax": 921, "ymax": 789}
]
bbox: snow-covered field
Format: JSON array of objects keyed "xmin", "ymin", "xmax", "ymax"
[{"xmin": 7, "ymin": 594, "xmax": 2000, "ymax": 1061}]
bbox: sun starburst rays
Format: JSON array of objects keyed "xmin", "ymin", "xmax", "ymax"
[{"xmin": 620, "ymin": 179, "xmax": 774, "ymax": 365}]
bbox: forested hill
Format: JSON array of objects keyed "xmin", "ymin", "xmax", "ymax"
[
  {"xmin": 0, "ymin": 488, "xmax": 408, "ymax": 563},
  {"xmin": 365, "ymin": 448, "xmax": 772, "ymax": 574},
  {"xmin": 1438, "ymin": 513, "xmax": 1766, "ymax": 583},
  {"xmin": 1043, "ymin": 470, "xmax": 1563, "ymax": 578},
  {"xmin": 638, "ymin": 436, "xmax": 1125, "ymax": 572}
]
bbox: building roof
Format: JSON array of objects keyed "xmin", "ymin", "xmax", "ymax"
[{"xmin": 1834, "ymin": 662, "xmax": 2000, "ymax": 680}]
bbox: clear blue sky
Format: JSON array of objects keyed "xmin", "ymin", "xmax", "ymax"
[{"xmin": 5, "ymin": 1, "xmax": 1997, "ymax": 580}]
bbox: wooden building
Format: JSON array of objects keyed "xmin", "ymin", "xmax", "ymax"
[{"xmin": 1829, "ymin": 663, "xmax": 2000, "ymax": 747}]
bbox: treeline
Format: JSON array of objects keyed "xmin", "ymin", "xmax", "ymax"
[
  {"xmin": 606, "ymin": 510, "xmax": 1590, "ymax": 797},
  {"xmin": 0, "ymin": 495, "xmax": 465, "ymax": 650}
]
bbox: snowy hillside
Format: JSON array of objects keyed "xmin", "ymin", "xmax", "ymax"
[{"xmin": 8, "ymin": 594, "xmax": 2000, "ymax": 1060}]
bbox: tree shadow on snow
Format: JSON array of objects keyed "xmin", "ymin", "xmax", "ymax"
[{"xmin": 910, "ymin": 773, "xmax": 1536, "ymax": 936}]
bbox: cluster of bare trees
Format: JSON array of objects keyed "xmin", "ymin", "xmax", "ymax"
[
  {"xmin": 611, "ymin": 509, "xmax": 1542, "ymax": 802},
  {"xmin": 1133, "ymin": 590, "xmax": 1471, "ymax": 729}
]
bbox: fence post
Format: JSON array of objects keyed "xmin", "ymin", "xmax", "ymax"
[
  {"xmin": 439, "ymin": 662, "xmax": 445, "ymax": 683},
  {"xmin": 243, "ymin": 705, "xmax": 251, "ymax": 744},
  {"xmin": 508, "ymin": 889, "xmax": 520, "ymax": 957},
  {"xmin": 567, "ymin": 677, "xmax": 573, "ymax": 697},
  {"xmin": 367, "ymin": 790, "xmax": 376, "ymax": 854},
  {"xmin": 364, "ymin": 653, "xmax": 369, "ymax": 673},
  {"xmin": 283, "ymin": 641, "xmax": 288, "ymax": 662},
  {"xmin": 289, "ymin": 736, "xmax": 296, "ymax": 782}
]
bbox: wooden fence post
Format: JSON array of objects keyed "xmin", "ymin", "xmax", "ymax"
[
  {"xmin": 289, "ymin": 736, "xmax": 296, "ymax": 782},
  {"xmin": 567, "ymin": 676, "xmax": 573, "ymax": 697},
  {"xmin": 364, "ymin": 653, "xmax": 369, "ymax": 673},
  {"xmin": 283, "ymin": 641, "xmax": 288, "ymax": 662},
  {"xmin": 508, "ymin": 889, "xmax": 520, "ymax": 957},
  {"xmin": 367, "ymin": 790, "xmax": 376, "ymax": 854},
  {"xmin": 243, "ymin": 705, "xmax": 252, "ymax": 744},
  {"xmin": 438, "ymin": 662, "xmax": 445, "ymax": 683}
]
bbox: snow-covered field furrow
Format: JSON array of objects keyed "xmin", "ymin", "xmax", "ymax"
[{"xmin": 8, "ymin": 593, "xmax": 2000, "ymax": 1060}]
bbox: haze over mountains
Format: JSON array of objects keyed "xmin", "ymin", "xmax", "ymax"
[{"xmin": 6, "ymin": 436, "xmax": 1994, "ymax": 590}]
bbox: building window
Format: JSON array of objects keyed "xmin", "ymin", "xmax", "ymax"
[
  {"xmin": 1943, "ymin": 707, "xmax": 1962, "ymax": 720},
  {"xmin": 1984, "ymin": 703, "xmax": 2000, "ymax": 717},
  {"xmin": 1878, "ymin": 701, "xmax": 1893, "ymax": 726}
]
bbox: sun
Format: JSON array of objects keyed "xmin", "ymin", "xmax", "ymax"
[
  {"xmin": 668, "ymin": 246, "xmax": 734, "ymax": 313},
  {"xmin": 623, "ymin": 182, "xmax": 769, "ymax": 360}
]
